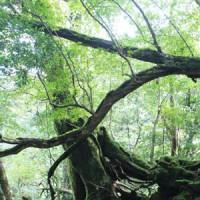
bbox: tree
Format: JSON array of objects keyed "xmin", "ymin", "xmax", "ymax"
[{"xmin": 0, "ymin": 0, "xmax": 200, "ymax": 199}]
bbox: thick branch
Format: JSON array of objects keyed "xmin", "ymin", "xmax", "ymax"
[
  {"xmin": 84, "ymin": 63, "xmax": 200, "ymax": 133},
  {"xmin": 1, "ymin": 63, "xmax": 200, "ymax": 157},
  {"xmin": 36, "ymin": 24, "xmax": 200, "ymax": 66},
  {"xmin": 0, "ymin": 129, "xmax": 81, "ymax": 157}
]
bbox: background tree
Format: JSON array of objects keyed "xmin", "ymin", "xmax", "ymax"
[{"xmin": 0, "ymin": 0, "xmax": 200, "ymax": 199}]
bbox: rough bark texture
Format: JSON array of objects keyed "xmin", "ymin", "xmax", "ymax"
[{"xmin": 37, "ymin": 23, "xmax": 200, "ymax": 68}]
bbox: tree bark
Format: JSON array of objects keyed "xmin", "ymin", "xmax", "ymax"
[
  {"xmin": 55, "ymin": 119, "xmax": 118, "ymax": 200},
  {"xmin": 37, "ymin": 23, "xmax": 200, "ymax": 69}
]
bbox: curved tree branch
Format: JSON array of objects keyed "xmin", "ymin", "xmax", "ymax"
[
  {"xmin": 0, "ymin": 129, "xmax": 81, "ymax": 157},
  {"xmin": 1, "ymin": 62, "xmax": 200, "ymax": 157}
]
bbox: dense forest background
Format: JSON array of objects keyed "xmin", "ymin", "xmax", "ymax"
[{"xmin": 0, "ymin": 0, "xmax": 200, "ymax": 199}]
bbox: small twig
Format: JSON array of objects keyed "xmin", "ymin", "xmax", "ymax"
[
  {"xmin": 80, "ymin": 0, "xmax": 135, "ymax": 76},
  {"xmin": 68, "ymin": 57, "xmax": 93, "ymax": 110},
  {"xmin": 151, "ymin": 0, "xmax": 194, "ymax": 57},
  {"xmin": 131, "ymin": 0, "xmax": 162, "ymax": 54},
  {"xmin": 112, "ymin": 0, "xmax": 148, "ymax": 43},
  {"xmin": 25, "ymin": 9, "xmax": 77, "ymax": 91},
  {"xmin": 37, "ymin": 72, "xmax": 93, "ymax": 114}
]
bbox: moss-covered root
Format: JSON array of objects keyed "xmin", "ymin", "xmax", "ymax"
[
  {"xmin": 97, "ymin": 127, "xmax": 152, "ymax": 181},
  {"xmin": 69, "ymin": 138, "xmax": 118, "ymax": 200}
]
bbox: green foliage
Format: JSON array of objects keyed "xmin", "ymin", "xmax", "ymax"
[
  {"xmin": 23, "ymin": 0, "xmax": 67, "ymax": 28},
  {"xmin": 0, "ymin": 0, "xmax": 200, "ymax": 199}
]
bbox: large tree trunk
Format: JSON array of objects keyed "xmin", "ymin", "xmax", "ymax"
[
  {"xmin": 0, "ymin": 160, "xmax": 12, "ymax": 200},
  {"xmin": 55, "ymin": 119, "xmax": 117, "ymax": 200}
]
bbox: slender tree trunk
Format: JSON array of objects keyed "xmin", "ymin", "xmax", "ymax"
[
  {"xmin": 0, "ymin": 160, "xmax": 12, "ymax": 200},
  {"xmin": 184, "ymin": 89, "xmax": 197, "ymax": 157},
  {"xmin": 150, "ymin": 82, "xmax": 161, "ymax": 163},
  {"xmin": 150, "ymin": 112, "xmax": 160, "ymax": 163},
  {"xmin": 169, "ymin": 83, "xmax": 177, "ymax": 156}
]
